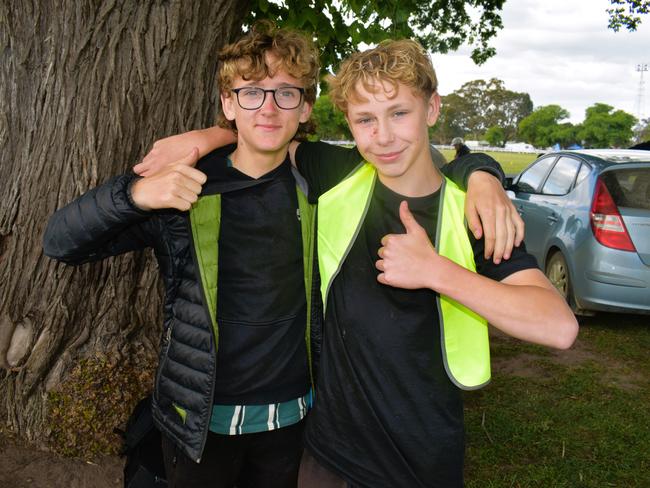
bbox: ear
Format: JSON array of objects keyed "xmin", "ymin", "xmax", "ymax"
[
  {"xmin": 298, "ymin": 101, "xmax": 313, "ymax": 124},
  {"xmin": 426, "ymin": 92, "xmax": 441, "ymax": 127},
  {"xmin": 221, "ymin": 92, "xmax": 237, "ymax": 121}
]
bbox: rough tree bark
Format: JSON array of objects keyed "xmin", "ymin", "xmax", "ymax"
[{"xmin": 0, "ymin": 0, "xmax": 249, "ymax": 450}]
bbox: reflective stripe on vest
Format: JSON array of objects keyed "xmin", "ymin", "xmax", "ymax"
[
  {"xmin": 188, "ymin": 186, "xmax": 316, "ymax": 386},
  {"xmin": 317, "ymin": 163, "xmax": 490, "ymax": 390}
]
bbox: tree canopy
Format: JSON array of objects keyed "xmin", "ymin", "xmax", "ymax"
[
  {"xmin": 430, "ymin": 78, "xmax": 532, "ymax": 144},
  {"xmin": 636, "ymin": 118, "xmax": 650, "ymax": 142},
  {"xmin": 244, "ymin": 1, "xmax": 649, "ymax": 72},
  {"xmin": 310, "ymin": 94, "xmax": 352, "ymax": 141},
  {"xmin": 579, "ymin": 103, "xmax": 637, "ymax": 148},
  {"xmin": 247, "ymin": 0, "xmax": 506, "ymax": 68},
  {"xmin": 607, "ymin": 0, "xmax": 650, "ymax": 31},
  {"xmin": 484, "ymin": 125, "xmax": 506, "ymax": 147},
  {"xmin": 518, "ymin": 105, "xmax": 572, "ymax": 148},
  {"xmin": 517, "ymin": 103, "xmax": 637, "ymax": 149}
]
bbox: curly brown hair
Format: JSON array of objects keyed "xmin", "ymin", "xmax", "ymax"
[
  {"xmin": 217, "ymin": 21, "xmax": 320, "ymax": 139},
  {"xmin": 328, "ymin": 39, "xmax": 438, "ymax": 114}
]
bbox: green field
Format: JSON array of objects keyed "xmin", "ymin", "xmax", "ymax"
[
  {"xmin": 464, "ymin": 313, "xmax": 650, "ymax": 487},
  {"xmin": 439, "ymin": 149, "xmax": 537, "ymax": 175}
]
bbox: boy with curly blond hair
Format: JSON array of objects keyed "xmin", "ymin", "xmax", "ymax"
[
  {"xmin": 295, "ymin": 40, "xmax": 578, "ymax": 487},
  {"xmin": 45, "ymin": 23, "xmax": 319, "ymax": 488}
]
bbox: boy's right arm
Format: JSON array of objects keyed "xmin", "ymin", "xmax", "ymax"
[
  {"xmin": 43, "ymin": 173, "xmax": 156, "ymax": 265},
  {"xmin": 44, "ymin": 149, "xmax": 205, "ymax": 264}
]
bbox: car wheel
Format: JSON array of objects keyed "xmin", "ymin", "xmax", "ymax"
[
  {"xmin": 545, "ymin": 251, "xmax": 593, "ymax": 316},
  {"xmin": 546, "ymin": 251, "xmax": 571, "ymax": 300}
]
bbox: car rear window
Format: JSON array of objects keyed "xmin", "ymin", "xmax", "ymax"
[{"xmin": 601, "ymin": 168, "xmax": 650, "ymax": 210}]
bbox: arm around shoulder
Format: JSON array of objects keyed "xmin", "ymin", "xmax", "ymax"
[{"xmin": 134, "ymin": 126, "xmax": 236, "ymax": 177}]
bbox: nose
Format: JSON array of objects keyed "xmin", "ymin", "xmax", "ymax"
[
  {"xmin": 259, "ymin": 91, "xmax": 279, "ymax": 113},
  {"xmin": 374, "ymin": 118, "xmax": 394, "ymax": 145}
]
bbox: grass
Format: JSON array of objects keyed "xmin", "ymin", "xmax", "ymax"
[
  {"xmin": 439, "ymin": 149, "xmax": 537, "ymax": 175},
  {"xmin": 463, "ymin": 313, "xmax": 650, "ymax": 487}
]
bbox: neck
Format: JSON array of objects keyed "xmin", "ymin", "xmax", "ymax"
[
  {"xmin": 377, "ymin": 158, "xmax": 443, "ymax": 197},
  {"xmin": 229, "ymin": 141, "xmax": 289, "ymax": 178}
]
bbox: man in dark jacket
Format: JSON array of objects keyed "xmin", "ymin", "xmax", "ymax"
[
  {"xmin": 44, "ymin": 23, "xmax": 517, "ymax": 488},
  {"xmin": 452, "ymin": 136, "xmax": 471, "ymax": 160}
]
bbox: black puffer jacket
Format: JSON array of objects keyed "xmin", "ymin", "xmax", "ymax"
[{"xmin": 43, "ymin": 164, "xmax": 321, "ymax": 463}]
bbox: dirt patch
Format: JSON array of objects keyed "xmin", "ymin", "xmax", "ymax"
[
  {"xmin": 0, "ymin": 434, "xmax": 123, "ymax": 488},
  {"xmin": 490, "ymin": 333, "xmax": 645, "ymax": 392}
]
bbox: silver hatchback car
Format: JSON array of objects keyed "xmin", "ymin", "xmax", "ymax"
[{"xmin": 507, "ymin": 149, "xmax": 650, "ymax": 315}]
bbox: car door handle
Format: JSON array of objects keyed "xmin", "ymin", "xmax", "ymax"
[
  {"xmin": 516, "ymin": 205, "xmax": 524, "ymax": 216},
  {"xmin": 547, "ymin": 213, "xmax": 558, "ymax": 223}
]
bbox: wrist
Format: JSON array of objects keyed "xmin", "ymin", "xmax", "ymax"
[
  {"xmin": 128, "ymin": 177, "xmax": 152, "ymax": 212},
  {"xmin": 425, "ymin": 254, "xmax": 457, "ymax": 293},
  {"xmin": 199, "ymin": 126, "xmax": 236, "ymax": 154},
  {"xmin": 467, "ymin": 166, "xmax": 504, "ymax": 188},
  {"xmin": 423, "ymin": 251, "xmax": 444, "ymax": 291},
  {"xmin": 468, "ymin": 169, "xmax": 498, "ymax": 184}
]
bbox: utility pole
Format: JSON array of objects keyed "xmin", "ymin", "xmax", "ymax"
[{"xmin": 636, "ymin": 63, "xmax": 648, "ymax": 121}]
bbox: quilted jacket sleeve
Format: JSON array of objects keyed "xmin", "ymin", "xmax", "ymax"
[
  {"xmin": 43, "ymin": 173, "xmax": 157, "ymax": 265},
  {"xmin": 442, "ymin": 153, "xmax": 506, "ymax": 191}
]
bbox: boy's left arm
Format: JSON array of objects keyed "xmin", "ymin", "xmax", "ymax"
[
  {"xmin": 442, "ymin": 153, "xmax": 524, "ymax": 264},
  {"xmin": 134, "ymin": 126, "xmax": 235, "ymax": 176},
  {"xmin": 376, "ymin": 202, "xmax": 578, "ymax": 350}
]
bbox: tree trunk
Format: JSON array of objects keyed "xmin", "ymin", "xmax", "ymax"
[{"xmin": 0, "ymin": 0, "xmax": 249, "ymax": 454}]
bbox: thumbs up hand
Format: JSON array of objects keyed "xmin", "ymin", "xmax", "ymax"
[
  {"xmin": 376, "ymin": 201, "xmax": 441, "ymax": 290},
  {"xmin": 131, "ymin": 147, "xmax": 206, "ymax": 212}
]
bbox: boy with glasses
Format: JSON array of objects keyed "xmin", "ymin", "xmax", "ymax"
[{"xmin": 45, "ymin": 23, "xmax": 318, "ymax": 488}]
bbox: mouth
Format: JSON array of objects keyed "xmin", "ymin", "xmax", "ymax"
[
  {"xmin": 256, "ymin": 124, "xmax": 282, "ymax": 132},
  {"xmin": 374, "ymin": 149, "xmax": 404, "ymax": 163}
]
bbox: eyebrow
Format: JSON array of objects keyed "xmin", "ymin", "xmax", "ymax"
[
  {"xmin": 239, "ymin": 81, "xmax": 301, "ymax": 88},
  {"xmin": 350, "ymin": 103, "xmax": 408, "ymax": 117}
]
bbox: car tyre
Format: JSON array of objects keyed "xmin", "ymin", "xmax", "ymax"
[{"xmin": 545, "ymin": 251, "xmax": 592, "ymax": 316}]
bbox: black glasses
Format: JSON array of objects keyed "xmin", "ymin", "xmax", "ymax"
[{"xmin": 231, "ymin": 86, "xmax": 305, "ymax": 110}]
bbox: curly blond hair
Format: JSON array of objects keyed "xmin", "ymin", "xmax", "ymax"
[
  {"xmin": 328, "ymin": 39, "xmax": 438, "ymax": 114},
  {"xmin": 217, "ymin": 21, "xmax": 320, "ymax": 138}
]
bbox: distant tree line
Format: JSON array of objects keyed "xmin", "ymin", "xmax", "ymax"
[{"xmin": 518, "ymin": 103, "xmax": 638, "ymax": 149}]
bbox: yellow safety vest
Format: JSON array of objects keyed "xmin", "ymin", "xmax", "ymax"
[{"xmin": 317, "ymin": 163, "xmax": 490, "ymax": 390}]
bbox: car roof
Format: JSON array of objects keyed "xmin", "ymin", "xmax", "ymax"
[{"xmin": 554, "ymin": 149, "xmax": 650, "ymax": 165}]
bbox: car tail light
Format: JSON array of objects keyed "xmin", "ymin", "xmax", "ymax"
[{"xmin": 590, "ymin": 178, "xmax": 636, "ymax": 252}]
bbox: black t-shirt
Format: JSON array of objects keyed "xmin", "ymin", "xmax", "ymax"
[
  {"xmin": 295, "ymin": 142, "xmax": 538, "ymax": 487},
  {"xmin": 198, "ymin": 147, "xmax": 309, "ymax": 405}
]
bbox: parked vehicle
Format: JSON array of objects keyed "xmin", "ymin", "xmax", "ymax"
[{"xmin": 506, "ymin": 149, "xmax": 650, "ymax": 315}]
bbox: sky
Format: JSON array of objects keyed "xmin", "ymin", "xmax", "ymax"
[{"xmin": 430, "ymin": 0, "xmax": 650, "ymax": 124}]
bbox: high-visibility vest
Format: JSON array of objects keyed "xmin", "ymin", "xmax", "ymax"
[{"xmin": 317, "ymin": 163, "xmax": 490, "ymax": 390}]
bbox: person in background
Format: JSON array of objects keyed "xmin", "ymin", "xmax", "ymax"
[{"xmin": 452, "ymin": 136, "xmax": 471, "ymax": 159}]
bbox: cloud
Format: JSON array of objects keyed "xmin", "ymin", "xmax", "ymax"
[{"xmin": 432, "ymin": 0, "xmax": 650, "ymax": 123}]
